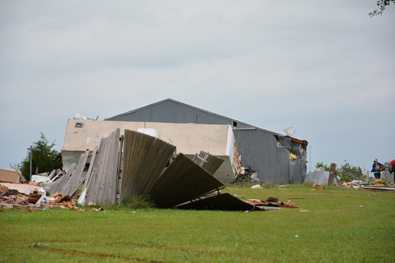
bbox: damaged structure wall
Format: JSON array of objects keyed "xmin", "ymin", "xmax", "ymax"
[
  {"xmin": 61, "ymin": 120, "xmax": 237, "ymax": 183},
  {"xmin": 107, "ymin": 99, "xmax": 308, "ymax": 184}
]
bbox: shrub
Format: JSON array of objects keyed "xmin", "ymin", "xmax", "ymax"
[{"xmin": 120, "ymin": 195, "xmax": 156, "ymax": 209}]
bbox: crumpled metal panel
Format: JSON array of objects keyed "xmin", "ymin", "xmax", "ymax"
[
  {"xmin": 176, "ymin": 193, "xmax": 264, "ymax": 211},
  {"xmin": 119, "ymin": 129, "xmax": 176, "ymax": 203},
  {"xmin": 148, "ymin": 153, "xmax": 224, "ymax": 208}
]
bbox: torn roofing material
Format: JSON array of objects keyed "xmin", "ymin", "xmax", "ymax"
[
  {"xmin": 148, "ymin": 153, "xmax": 225, "ymax": 208},
  {"xmin": 118, "ymin": 129, "xmax": 225, "ymax": 208},
  {"xmin": 176, "ymin": 193, "xmax": 264, "ymax": 211},
  {"xmin": 118, "ymin": 129, "xmax": 176, "ymax": 203},
  {"xmin": 195, "ymin": 151, "xmax": 225, "ymax": 175}
]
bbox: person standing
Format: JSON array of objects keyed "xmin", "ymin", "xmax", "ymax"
[
  {"xmin": 390, "ymin": 159, "xmax": 395, "ymax": 182},
  {"xmin": 390, "ymin": 159, "xmax": 395, "ymax": 174},
  {"xmin": 371, "ymin": 159, "xmax": 384, "ymax": 179}
]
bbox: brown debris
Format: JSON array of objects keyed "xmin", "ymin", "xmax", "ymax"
[
  {"xmin": 0, "ymin": 183, "xmax": 79, "ymax": 211},
  {"xmin": 245, "ymin": 198, "xmax": 298, "ymax": 208},
  {"xmin": 374, "ymin": 179, "xmax": 386, "ymax": 185},
  {"xmin": 47, "ymin": 193, "xmax": 76, "ymax": 209},
  {"xmin": 313, "ymin": 184, "xmax": 326, "ymax": 190}
]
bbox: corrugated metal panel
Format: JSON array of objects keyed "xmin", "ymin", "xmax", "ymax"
[
  {"xmin": 277, "ymin": 147, "xmax": 291, "ymax": 183},
  {"xmin": 85, "ymin": 129, "xmax": 120, "ymax": 206},
  {"xmin": 119, "ymin": 129, "xmax": 176, "ymax": 203},
  {"xmin": 108, "ymin": 99, "xmax": 259, "ymax": 130},
  {"xmin": 44, "ymin": 150, "xmax": 90, "ymax": 197},
  {"xmin": 234, "ymin": 129, "xmax": 291, "ymax": 183},
  {"xmin": 290, "ymin": 156, "xmax": 307, "ymax": 183},
  {"xmin": 195, "ymin": 151, "xmax": 224, "ymax": 175},
  {"xmin": 176, "ymin": 193, "xmax": 264, "ymax": 211},
  {"xmin": 44, "ymin": 163, "xmax": 77, "ymax": 195},
  {"xmin": 148, "ymin": 154, "xmax": 224, "ymax": 208},
  {"xmin": 150, "ymin": 102, "xmax": 197, "ymax": 123}
]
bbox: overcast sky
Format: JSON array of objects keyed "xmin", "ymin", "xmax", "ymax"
[{"xmin": 1, "ymin": 0, "xmax": 394, "ymax": 176}]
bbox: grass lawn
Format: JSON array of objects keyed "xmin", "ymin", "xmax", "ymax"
[{"xmin": 1, "ymin": 184, "xmax": 394, "ymax": 262}]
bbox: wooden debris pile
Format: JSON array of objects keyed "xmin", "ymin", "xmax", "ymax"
[
  {"xmin": 0, "ymin": 184, "xmax": 46, "ymax": 211},
  {"xmin": 0, "ymin": 183, "xmax": 86, "ymax": 210},
  {"xmin": 232, "ymin": 141, "xmax": 244, "ymax": 178}
]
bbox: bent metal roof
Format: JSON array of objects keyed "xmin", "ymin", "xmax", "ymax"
[{"xmin": 107, "ymin": 98, "xmax": 283, "ymax": 135}]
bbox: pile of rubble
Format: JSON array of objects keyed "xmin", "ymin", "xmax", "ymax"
[{"xmin": 0, "ymin": 183, "xmax": 80, "ymax": 211}]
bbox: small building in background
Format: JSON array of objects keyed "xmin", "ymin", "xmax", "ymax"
[{"xmin": 0, "ymin": 168, "xmax": 23, "ymax": 183}]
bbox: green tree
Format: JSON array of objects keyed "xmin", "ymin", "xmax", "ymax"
[
  {"xmin": 339, "ymin": 160, "xmax": 363, "ymax": 181},
  {"xmin": 315, "ymin": 161, "xmax": 362, "ymax": 181},
  {"xmin": 10, "ymin": 132, "xmax": 62, "ymax": 181},
  {"xmin": 315, "ymin": 162, "xmax": 330, "ymax": 171},
  {"xmin": 370, "ymin": 0, "xmax": 394, "ymax": 17}
]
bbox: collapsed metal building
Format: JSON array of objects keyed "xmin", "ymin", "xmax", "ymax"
[
  {"xmin": 107, "ymin": 99, "xmax": 308, "ymax": 184},
  {"xmin": 49, "ymin": 129, "xmax": 263, "ymax": 211}
]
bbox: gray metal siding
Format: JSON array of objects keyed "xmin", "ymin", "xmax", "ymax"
[
  {"xmin": 109, "ymin": 100, "xmax": 253, "ymax": 128},
  {"xmin": 233, "ymin": 129, "xmax": 290, "ymax": 183},
  {"xmin": 290, "ymin": 156, "xmax": 307, "ymax": 183}
]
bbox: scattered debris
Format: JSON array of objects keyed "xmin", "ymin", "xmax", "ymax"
[
  {"xmin": 245, "ymin": 197, "xmax": 298, "ymax": 208},
  {"xmin": 374, "ymin": 179, "xmax": 386, "ymax": 186},
  {"xmin": 31, "ymin": 175, "xmax": 51, "ymax": 184},
  {"xmin": 313, "ymin": 184, "xmax": 326, "ymax": 190}
]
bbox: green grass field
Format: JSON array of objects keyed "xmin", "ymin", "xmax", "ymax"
[{"xmin": 1, "ymin": 184, "xmax": 394, "ymax": 262}]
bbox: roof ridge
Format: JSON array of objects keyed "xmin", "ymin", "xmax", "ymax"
[{"xmin": 107, "ymin": 98, "xmax": 282, "ymax": 135}]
